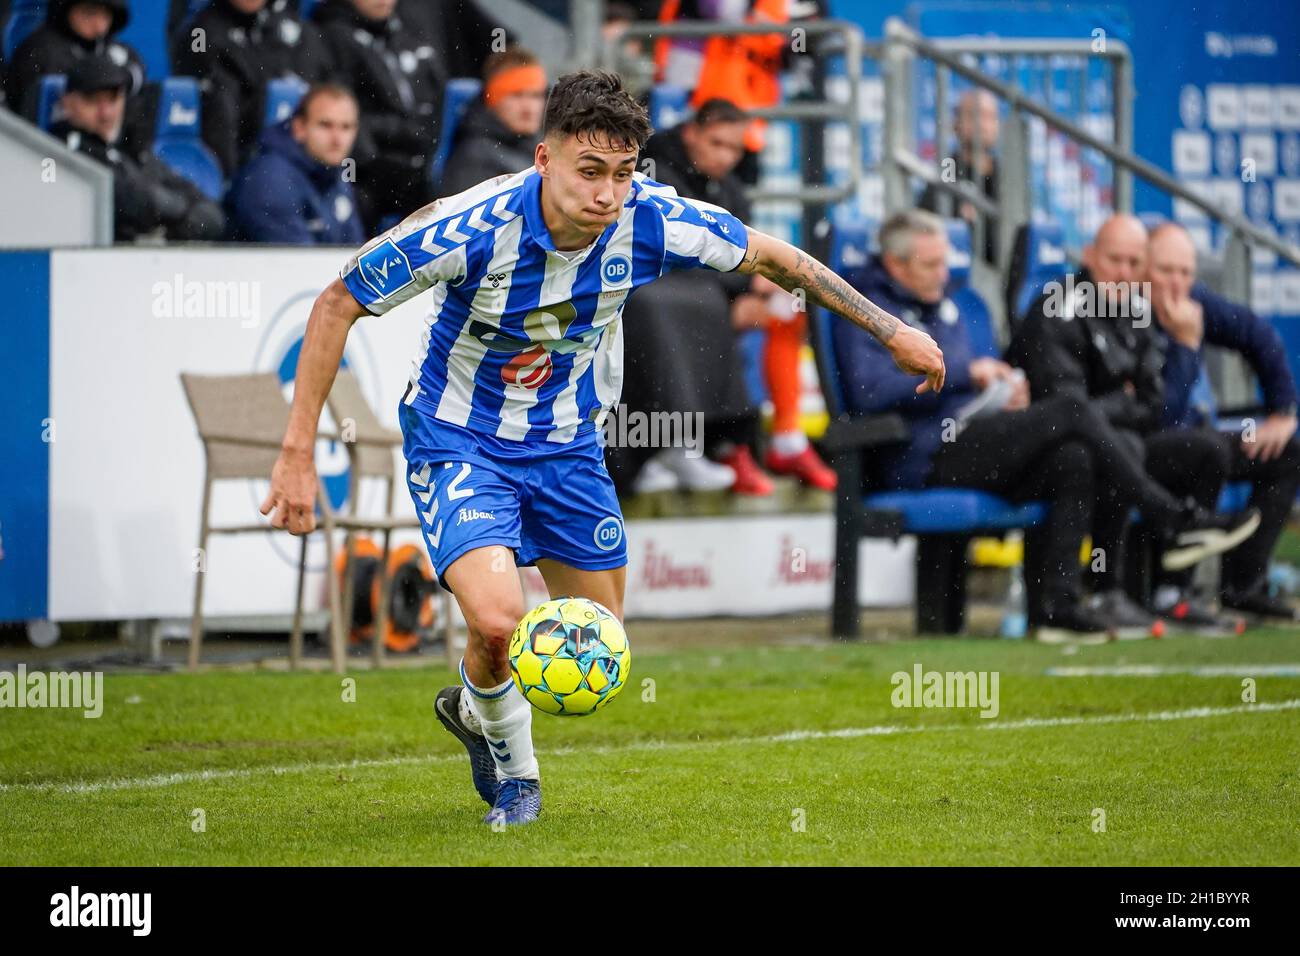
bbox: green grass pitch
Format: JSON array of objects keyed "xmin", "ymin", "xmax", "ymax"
[{"xmin": 2, "ymin": 630, "xmax": 1299, "ymax": 866}]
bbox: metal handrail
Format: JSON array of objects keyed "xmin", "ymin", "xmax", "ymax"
[
  {"xmin": 884, "ymin": 17, "xmax": 1300, "ymax": 267},
  {"xmin": 602, "ymin": 18, "xmax": 867, "ymax": 205}
]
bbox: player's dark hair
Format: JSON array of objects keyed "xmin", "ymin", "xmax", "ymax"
[
  {"xmin": 543, "ymin": 70, "xmax": 652, "ymax": 151},
  {"xmin": 292, "ymin": 83, "xmax": 358, "ymax": 122},
  {"xmin": 692, "ymin": 98, "xmax": 747, "ymax": 128}
]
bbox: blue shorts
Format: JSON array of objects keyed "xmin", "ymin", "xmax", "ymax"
[{"xmin": 398, "ymin": 402, "xmax": 627, "ymax": 591}]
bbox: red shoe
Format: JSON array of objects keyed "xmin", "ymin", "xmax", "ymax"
[
  {"xmin": 719, "ymin": 446, "xmax": 774, "ymax": 496},
  {"xmin": 765, "ymin": 445, "xmax": 837, "ymax": 491}
]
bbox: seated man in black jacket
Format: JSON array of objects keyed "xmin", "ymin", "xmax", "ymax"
[
  {"xmin": 312, "ymin": 0, "xmax": 446, "ymax": 231},
  {"xmin": 171, "ymin": 0, "xmax": 331, "ymax": 177},
  {"xmin": 5, "ymin": 0, "xmax": 152, "ymax": 153},
  {"xmin": 438, "ymin": 48, "xmax": 546, "ymax": 197},
  {"xmin": 1008, "ymin": 214, "xmax": 1260, "ymax": 630},
  {"xmin": 1147, "ymin": 222, "xmax": 1299, "ymax": 622},
  {"xmin": 51, "ymin": 57, "xmax": 224, "ymax": 242}
]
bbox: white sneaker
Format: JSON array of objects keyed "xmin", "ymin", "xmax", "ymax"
[
  {"xmin": 631, "ymin": 457, "xmax": 681, "ymax": 494},
  {"xmin": 657, "ymin": 448, "xmax": 736, "ymax": 492}
]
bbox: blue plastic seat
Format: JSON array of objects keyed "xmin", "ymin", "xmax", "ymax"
[
  {"xmin": 865, "ymin": 488, "xmax": 1047, "ymax": 533},
  {"xmin": 648, "ymin": 84, "xmax": 690, "ymax": 132},
  {"xmin": 3, "ymin": 4, "xmax": 44, "ymax": 61},
  {"xmin": 36, "ymin": 73, "xmax": 66, "ymax": 130},
  {"xmin": 1011, "ymin": 221, "xmax": 1069, "ymax": 321},
  {"xmin": 264, "ymin": 76, "xmax": 309, "ymax": 127},
  {"xmin": 428, "ymin": 77, "xmax": 483, "ymax": 192},
  {"xmin": 152, "ymin": 77, "xmax": 224, "ymax": 201}
]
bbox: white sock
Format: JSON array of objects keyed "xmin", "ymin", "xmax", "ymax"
[
  {"xmin": 456, "ymin": 686, "xmax": 483, "ymax": 735},
  {"xmin": 771, "ymin": 430, "xmax": 808, "ymax": 456},
  {"xmin": 461, "ymin": 661, "xmax": 539, "ymax": 781}
]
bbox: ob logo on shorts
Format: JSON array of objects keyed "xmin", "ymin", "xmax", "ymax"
[
  {"xmin": 601, "ymin": 254, "xmax": 632, "ymax": 287},
  {"xmin": 593, "ymin": 515, "xmax": 624, "ymax": 552}
]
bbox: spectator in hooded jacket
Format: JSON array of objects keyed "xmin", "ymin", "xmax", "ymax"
[
  {"xmin": 227, "ymin": 83, "xmax": 365, "ymax": 244},
  {"xmin": 5, "ymin": 0, "xmax": 152, "ymax": 152},
  {"xmin": 311, "ymin": 0, "xmax": 446, "ymax": 231},
  {"xmin": 438, "ymin": 48, "xmax": 545, "ymax": 196},
  {"xmin": 171, "ymin": 0, "xmax": 331, "ymax": 177},
  {"xmin": 50, "ymin": 56, "xmax": 224, "ymax": 242},
  {"xmin": 1147, "ymin": 222, "xmax": 1300, "ymax": 622}
]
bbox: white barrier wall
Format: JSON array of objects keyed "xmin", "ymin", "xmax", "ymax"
[{"xmin": 45, "ymin": 248, "xmax": 913, "ymax": 622}]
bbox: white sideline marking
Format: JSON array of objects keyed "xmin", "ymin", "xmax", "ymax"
[
  {"xmin": 1047, "ymin": 664, "xmax": 1300, "ymax": 677},
  {"xmin": 4, "ymin": 699, "xmax": 1297, "ymax": 795}
]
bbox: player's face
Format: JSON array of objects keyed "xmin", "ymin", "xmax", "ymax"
[
  {"xmin": 885, "ymin": 231, "xmax": 950, "ymax": 305},
  {"xmin": 1147, "ymin": 232, "xmax": 1198, "ymax": 302},
  {"xmin": 63, "ymin": 88, "xmax": 126, "ymax": 143},
  {"xmin": 350, "ymin": 0, "xmax": 397, "ymax": 19},
  {"xmin": 293, "ymin": 93, "xmax": 358, "ymax": 168},
  {"xmin": 681, "ymin": 120, "xmax": 747, "ymax": 180},
  {"xmin": 537, "ymin": 132, "xmax": 638, "ymax": 241},
  {"xmin": 493, "ymin": 90, "xmax": 545, "ymax": 138},
  {"xmin": 67, "ymin": 3, "xmax": 112, "ymax": 41}
]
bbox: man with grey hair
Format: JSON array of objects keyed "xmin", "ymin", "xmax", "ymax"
[{"xmin": 835, "ymin": 210, "xmax": 1255, "ymax": 641}]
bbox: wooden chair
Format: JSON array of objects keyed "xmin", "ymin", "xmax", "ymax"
[{"xmin": 180, "ymin": 372, "xmax": 413, "ymax": 672}]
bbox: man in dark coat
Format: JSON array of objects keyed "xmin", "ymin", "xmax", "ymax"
[
  {"xmin": 50, "ymin": 56, "xmax": 224, "ymax": 242},
  {"xmin": 227, "ymin": 83, "xmax": 365, "ymax": 244},
  {"xmin": 1008, "ymin": 214, "xmax": 1261, "ymax": 630},
  {"xmin": 5, "ymin": 0, "xmax": 151, "ymax": 152},
  {"xmin": 171, "ymin": 0, "xmax": 331, "ymax": 176},
  {"xmin": 1146, "ymin": 222, "xmax": 1300, "ymax": 622},
  {"xmin": 311, "ymin": 0, "xmax": 445, "ymax": 230},
  {"xmin": 616, "ymin": 97, "xmax": 773, "ymax": 496},
  {"xmin": 438, "ymin": 47, "xmax": 545, "ymax": 197}
]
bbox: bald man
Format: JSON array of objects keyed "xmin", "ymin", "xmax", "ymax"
[
  {"xmin": 1007, "ymin": 214, "xmax": 1261, "ymax": 634},
  {"xmin": 919, "ymin": 89, "xmax": 1000, "ymax": 263},
  {"xmin": 1146, "ymin": 222, "xmax": 1299, "ymax": 622}
]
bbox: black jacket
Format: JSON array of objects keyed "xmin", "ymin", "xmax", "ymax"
[
  {"xmin": 312, "ymin": 0, "xmax": 445, "ymax": 171},
  {"xmin": 50, "ymin": 118, "xmax": 225, "ymax": 242},
  {"xmin": 5, "ymin": 0, "xmax": 149, "ymax": 148},
  {"xmin": 640, "ymin": 124, "xmax": 751, "ymax": 299},
  {"xmin": 396, "ymin": 0, "xmax": 509, "ymax": 79},
  {"xmin": 917, "ymin": 152, "xmax": 999, "ymax": 263},
  {"xmin": 171, "ymin": 0, "xmax": 330, "ymax": 175},
  {"xmin": 438, "ymin": 100, "xmax": 535, "ymax": 196},
  {"xmin": 1005, "ymin": 269, "xmax": 1166, "ymax": 435}
]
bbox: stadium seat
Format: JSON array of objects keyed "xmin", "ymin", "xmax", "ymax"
[
  {"xmin": 944, "ymin": 218, "xmax": 973, "ymax": 287},
  {"xmin": 427, "ymin": 77, "xmax": 482, "ymax": 193},
  {"xmin": 1005, "ymin": 220, "xmax": 1069, "ymax": 327},
  {"xmin": 648, "ymin": 84, "xmax": 691, "ymax": 132},
  {"xmin": 264, "ymin": 76, "xmax": 309, "ymax": 127},
  {"xmin": 36, "ymin": 73, "xmax": 66, "ymax": 131},
  {"xmin": 3, "ymin": 1, "xmax": 45, "ymax": 61},
  {"xmin": 810, "ymin": 232, "xmax": 1047, "ymax": 635},
  {"xmin": 152, "ymin": 76, "xmax": 224, "ymax": 201}
]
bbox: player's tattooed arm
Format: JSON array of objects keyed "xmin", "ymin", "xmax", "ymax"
[
  {"xmin": 737, "ymin": 227, "xmax": 947, "ymax": 393},
  {"xmin": 737, "ymin": 230, "xmax": 899, "ymax": 343}
]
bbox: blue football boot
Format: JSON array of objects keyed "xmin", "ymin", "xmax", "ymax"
[{"xmin": 483, "ymin": 777, "xmax": 542, "ymax": 827}]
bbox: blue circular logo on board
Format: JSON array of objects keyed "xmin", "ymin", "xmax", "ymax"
[
  {"xmin": 601, "ymin": 254, "xmax": 632, "ymax": 286},
  {"xmin": 593, "ymin": 515, "xmax": 624, "ymax": 551}
]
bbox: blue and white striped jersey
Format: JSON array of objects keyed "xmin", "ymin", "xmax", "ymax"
[{"xmin": 339, "ymin": 167, "xmax": 749, "ymax": 444}]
